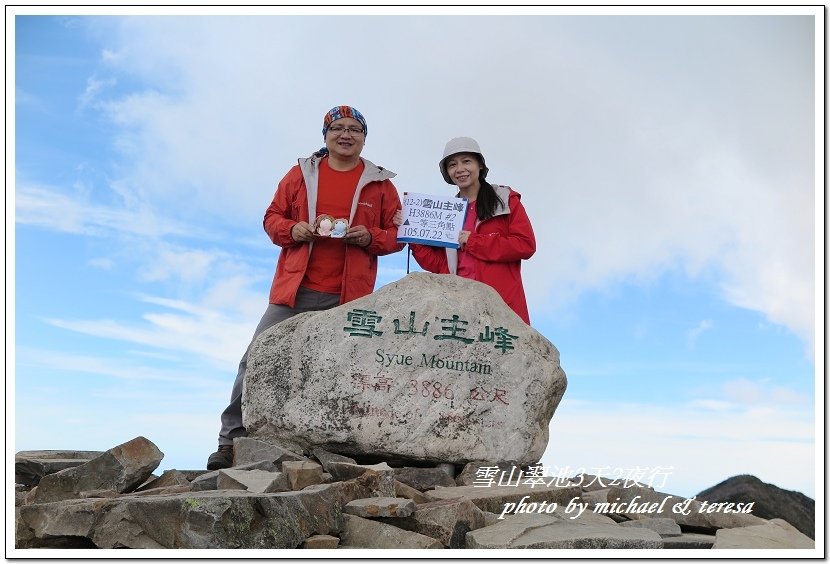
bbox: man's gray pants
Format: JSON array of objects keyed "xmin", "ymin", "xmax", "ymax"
[{"xmin": 217, "ymin": 287, "xmax": 340, "ymax": 446}]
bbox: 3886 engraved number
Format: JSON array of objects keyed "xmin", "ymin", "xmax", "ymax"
[{"xmin": 409, "ymin": 379, "xmax": 453, "ymax": 400}]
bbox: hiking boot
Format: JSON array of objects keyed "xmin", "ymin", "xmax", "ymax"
[{"xmin": 206, "ymin": 445, "xmax": 234, "ymax": 470}]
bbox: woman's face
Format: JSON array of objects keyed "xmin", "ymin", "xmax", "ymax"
[{"xmin": 444, "ymin": 153, "xmax": 481, "ymax": 190}]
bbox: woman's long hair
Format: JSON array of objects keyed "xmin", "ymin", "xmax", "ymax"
[{"xmin": 472, "ymin": 155, "xmax": 504, "ymax": 221}]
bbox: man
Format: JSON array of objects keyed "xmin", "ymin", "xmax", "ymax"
[{"xmin": 207, "ymin": 105, "xmax": 403, "ymax": 470}]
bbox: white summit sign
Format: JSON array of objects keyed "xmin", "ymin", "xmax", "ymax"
[{"xmin": 396, "ymin": 192, "xmax": 468, "ymax": 248}]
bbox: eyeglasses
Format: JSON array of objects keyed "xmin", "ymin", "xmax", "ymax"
[{"xmin": 328, "ymin": 125, "xmax": 365, "ymax": 136}]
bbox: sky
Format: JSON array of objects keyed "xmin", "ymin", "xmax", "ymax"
[{"xmin": 9, "ymin": 6, "xmax": 822, "ymax": 509}]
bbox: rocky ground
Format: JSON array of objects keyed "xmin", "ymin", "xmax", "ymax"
[{"xmin": 15, "ymin": 436, "xmax": 816, "ymax": 551}]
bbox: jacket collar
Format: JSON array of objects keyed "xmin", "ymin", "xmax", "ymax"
[
  {"xmin": 297, "ymin": 153, "xmax": 396, "ymax": 232},
  {"xmin": 457, "ymin": 183, "xmax": 512, "ymax": 218},
  {"xmin": 300, "ymin": 152, "xmax": 396, "ymax": 183},
  {"xmin": 490, "ymin": 184, "xmax": 512, "ymax": 217},
  {"xmin": 446, "ymin": 184, "xmax": 513, "ymax": 274}
]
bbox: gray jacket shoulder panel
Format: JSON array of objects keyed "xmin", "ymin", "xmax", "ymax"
[{"xmin": 298, "ymin": 153, "xmax": 396, "ymax": 182}]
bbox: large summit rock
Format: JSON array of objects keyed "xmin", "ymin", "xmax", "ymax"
[{"xmin": 243, "ymin": 272, "xmax": 567, "ymax": 465}]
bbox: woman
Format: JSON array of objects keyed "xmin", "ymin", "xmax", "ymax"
[{"xmin": 409, "ymin": 137, "xmax": 536, "ymax": 324}]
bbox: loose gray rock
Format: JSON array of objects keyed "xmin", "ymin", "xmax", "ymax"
[
  {"xmin": 393, "ymin": 466, "xmax": 456, "ymax": 490},
  {"xmin": 382, "ymin": 497, "xmax": 487, "ymax": 548},
  {"xmin": 190, "ymin": 470, "xmax": 220, "ymax": 492},
  {"xmin": 436, "ymin": 463, "xmax": 456, "ymax": 478},
  {"xmin": 394, "ymin": 480, "xmax": 438, "ymax": 504},
  {"xmin": 15, "ymin": 450, "xmax": 104, "ymax": 487},
  {"xmin": 217, "ymin": 469, "xmax": 289, "ymax": 493},
  {"xmin": 237, "ymin": 460, "xmax": 281, "ymax": 472},
  {"xmin": 426, "ymin": 483, "xmax": 583, "ymax": 515},
  {"xmin": 77, "ymin": 489, "xmax": 120, "ymax": 499},
  {"xmin": 302, "ymin": 534, "xmax": 340, "ymax": 549},
  {"xmin": 582, "ymin": 488, "xmax": 612, "ymax": 510},
  {"xmin": 344, "ymin": 497, "xmax": 416, "ymax": 518},
  {"xmin": 311, "ymin": 447, "xmax": 356, "ymax": 474},
  {"xmin": 549, "ymin": 505, "xmax": 619, "ymax": 526},
  {"xmin": 620, "ymin": 517, "xmax": 682, "ymax": 537},
  {"xmin": 712, "ymin": 519, "xmax": 814, "ymax": 549},
  {"xmin": 189, "ymin": 461, "xmax": 279, "ymax": 492},
  {"xmin": 136, "ymin": 470, "xmax": 191, "ymax": 492},
  {"xmin": 662, "ymin": 533, "xmax": 717, "ymax": 549},
  {"xmin": 28, "ymin": 437, "xmax": 163, "ymax": 504},
  {"xmin": 325, "ymin": 461, "xmax": 395, "ymax": 485},
  {"xmin": 282, "ymin": 460, "xmax": 324, "ymax": 491},
  {"xmin": 232, "ymin": 437, "xmax": 305, "ymax": 467},
  {"xmin": 176, "ymin": 470, "xmax": 212, "ymax": 481},
  {"xmin": 605, "ymin": 485, "xmax": 766, "ymax": 531},
  {"xmin": 243, "ymin": 272, "xmax": 567, "ymax": 466},
  {"xmin": 465, "ymin": 513, "xmax": 663, "ymax": 549},
  {"xmin": 130, "ymin": 485, "xmax": 192, "ymax": 497},
  {"xmin": 340, "ymin": 514, "xmax": 443, "ymax": 549}
]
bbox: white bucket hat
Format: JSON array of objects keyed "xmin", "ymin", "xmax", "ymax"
[{"xmin": 439, "ymin": 137, "xmax": 489, "ymax": 184}]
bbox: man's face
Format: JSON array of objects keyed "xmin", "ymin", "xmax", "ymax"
[{"xmin": 324, "ymin": 117, "xmax": 365, "ymax": 160}]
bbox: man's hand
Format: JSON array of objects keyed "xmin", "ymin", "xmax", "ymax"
[
  {"xmin": 291, "ymin": 221, "xmax": 315, "ymax": 242},
  {"xmin": 345, "ymin": 225, "xmax": 372, "ymax": 247}
]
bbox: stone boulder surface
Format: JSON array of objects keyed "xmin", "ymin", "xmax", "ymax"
[{"xmin": 243, "ymin": 272, "xmax": 567, "ymax": 466}]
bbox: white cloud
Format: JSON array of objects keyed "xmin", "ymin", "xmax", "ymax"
[
  {"xmin": 542, "ymin": 397, "xmax": 815, "ymax": 499},
  {"xmin": 688, "ymin": 399, "xmax": 734, "ymax": 411},
  {"xmin": 15, "ymin": 178, "xmax": 270, "ymax": 299},
  {"xmin": 720, "ymin": 377, "xmax": 812, "ymax": 406},
  {"xmin": 16, "ymin": 346, "xmax": 220, "ymax": 387},
  {"xmin": 543, "ymin": 372, "xmax": 815, "ymax": 497},
  {"xmin": 87, "ymin": 257, "xmax": 114, "ymax": 270},
  {"xmin": 138, "ymin": 247, "xmax": 217, "ymax": 284},
  {"xmin": 15, "ymin": 181, "xmax": 192, "ymax": 239},
  {"xmin": 79, "ymin": 74, "xmax": 116, "ymax": 108},
  {"xmin": 686, "ymin": 320, "xmax": 713, "ymax": 348},
  {"xmin": 13, "ymin": 350, "xmax": 227, "ymax": 472},
  {"xmin": 67, "ymin": 15, "xmax": 815, "ymax": 356},
  {"xmin": 44, "ymin": 286, "xmax": 262, "ymax": 370},
  {"xmin": 101, "ymin": 48, "xmax": 121, "ymax": 63}
]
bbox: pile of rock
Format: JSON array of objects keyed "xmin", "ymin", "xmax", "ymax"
[{"xmin": 15, "ymin": 436, "xmax": 815, "ymax": 550}]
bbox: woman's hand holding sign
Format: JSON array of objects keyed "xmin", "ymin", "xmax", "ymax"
[{"xmin": 458, "ymin": 230, "xmax": 471, "ymax": 249}]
